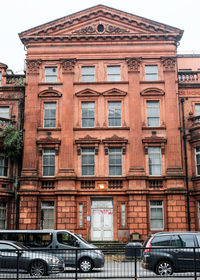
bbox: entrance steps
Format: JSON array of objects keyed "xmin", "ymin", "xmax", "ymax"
[{"xmin": 91, "ymin": 241, "xmax": 126, "ymax": 255}]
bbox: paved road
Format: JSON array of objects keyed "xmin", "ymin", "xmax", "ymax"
[{"xmin": 0, "ymin": 257, "xmax": 199, "ymax": 279}]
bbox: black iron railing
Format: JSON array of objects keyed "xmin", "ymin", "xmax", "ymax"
[{"xmin": 0, "ymin": 246, "xmax": 200, "ymax": 279}]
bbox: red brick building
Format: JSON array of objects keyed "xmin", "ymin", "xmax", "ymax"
[
  {"xmin": 0, "ymin": 63, "xmax": 25, "ymax": 229},
  {"xmin": 14, "ymin": 5, "xmax": 200, "ymax": 241}
]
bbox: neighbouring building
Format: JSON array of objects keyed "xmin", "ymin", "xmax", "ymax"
[
  {"xmin": 0, "ymin": 63, "xmax": 25, "ymax": 229},
  {"xmin": 0, "ymin": 5, "xmax": 198, "ymax": 242}
]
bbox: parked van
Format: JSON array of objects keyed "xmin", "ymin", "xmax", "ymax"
[{"xmin": 0, "ymin": 230, "xmax": 105, "ymax": 272}]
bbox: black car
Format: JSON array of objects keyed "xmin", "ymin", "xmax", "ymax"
[
  {"xmin": 0, "ymin": 240, "xmax": 64, "ymax": 276},
  {"xmin": 142, "ymin": 232, "xmax": 200, "ymax": 275}
]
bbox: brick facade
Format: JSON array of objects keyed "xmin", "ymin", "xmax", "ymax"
[{"xmin": 1, "ymin": 5, "xmax": 200, "ymax": 242}]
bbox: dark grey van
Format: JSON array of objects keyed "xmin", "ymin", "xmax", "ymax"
[
  {"xmin": 142, "ymin": 231, "xmax": 200, "ymax": 275},
  {"xmin": 0, "ymin": 230, "xmax": 104, "ymax": 272}
]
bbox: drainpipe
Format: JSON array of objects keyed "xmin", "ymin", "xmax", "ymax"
[{"xmin": 181, "ymin": 98, "xmax": 191, "ymax": 231}]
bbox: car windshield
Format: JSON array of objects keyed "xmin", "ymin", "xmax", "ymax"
[
  {"xmin": 75, "ymin": 234, "xmax": 89, "ymax": 244},
  {"xmin": 11, "ymin": 241, "xmax": 27, "ymax": 249}
]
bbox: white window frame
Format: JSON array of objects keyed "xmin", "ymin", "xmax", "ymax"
[
  {"xmin": 79, "ymin": 203, "xmax": 83, "ymax": 227},
  {"xmin": 43, "ymin": 102, "xmax": 57, "ymax": 128},
  {"xmin": 45, "ymin": 67, "xmax": 57, "ymax": 83},
  {"xmin": 147, "ymin": 100, "xmax": 160, "ymax": 127},
  {"xmin": 148, "ymin": 147, "xmax": 162, "ymax": 176},
  {"xmin": 107, "ymin": 65, "xmax": 121, "ymax": 82},
  {"xmin": 81, "ymin": 148, "xmax": 95, "ymax": 176},
  {"xmin": 121, "ymin": 203, "xmax": 126, "ymax": 227},
  {"xmin": 108, "ymin": 101, "xmax": 121, "ymax": 127},
  {"xmin": 81, "ymin": 101, "xmax": 95, "ymax": 128},
  {"xmin": 42, "ymin": 149, "xmax": 55, "ymax": 177},
  {"xmin": 41, "ymin": 201, "xmax": 54, "ymax": 229},
  {"xmin": 150, "ymin": 200, "xmax": 164, "ymax": 230},
  {"xmin": 145, "ymin": 65, "xmax": 158, "ymax": 81},
  {"xmin": 195, "ymin": 147, "xmax": 200, "ymax": 176},
  {"xmin": 109, "ymin": 147, "xmax": 122, "ymax": 176},
  {"xmin": 81, "ymin": 66, "xmax": 95, "ymax": 82}
]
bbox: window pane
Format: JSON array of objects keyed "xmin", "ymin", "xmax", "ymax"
[
  {"xmin": 0, "ymin": 202, "xmax": 6, "ymax": 229},
  {"xmin": 195, "ymin": 104, "xmax": 200, "ymax": 116},
  {"xmin": 81, "ymin": 102, "xmax": 95, "ymax": 127},
  {"xmin": 0, "ymin": 156, "xmax": 8, "ymax": 177},
  {"xmin": 179, "ymin": 235, "xmax": 194, "ymax": 247},
  {"xmin": 81, "ymin": 148, "xmax": 95, "ymax": 176},
  {"xmin": 41, "ymin": 201, "xmax": 54, "ymax": 229},
  {"xmin": 45, "ymin": 67, "xmax": 57, "ymax": 83},
  {"xmin": 0, "ymin": 107, "xmax": 9, "ymax": 119},
  {"xmin": 109, "ymin": 148, "xmax": 122, "ymax": 176},
  {"xmin": 148, "ymin": 147, "xmax": 162, "ymax": 176},
  {"xmin": 44, "ymin": 103, "xmax": 56, "ymax": 128},
  {"xmin": 108, "ymin": 101, "xmax": 121, "ymax": 127},
  {"xmin": 42, "ymin": 149, "xmax": 55, "ymax": 177},
  {"xmin": 107, "ymin": 66, "xmax": 121, "ymax": 81},
  {"xmin": 81, "ymin": 66, "xmax": 95, "ymax": 82},
  {"xmin": 145, "ymin": 65, "xmax": 158, "ymax": 81},
  {"xmin": 147, "ymin": 101, "xmax": 160, "ymax": 127},
  {"xmin": 79, "ymin": 204, "xmax": 83, "ymax": 227},
  {"xmin": 151, "ymin": 236, "xmax": 171, "ymax": 246},
  {"xmin": 150, "ymin": 200, "xmax": 163, "ymax": 230}
]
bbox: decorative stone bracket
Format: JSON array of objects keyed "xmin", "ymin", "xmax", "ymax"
[
  {"xmin": 36, "ymin": 137, "xmax": 61, "ymax": 155},
  {"xmin": 161, "ymin": 57, "xmax": 176, "ymax": 72},
  {"xmin": 126, "ymin": 57, "xmax": 142, "ymax": 72},
  {"xmin": 26, "ymin": 60, "xmax": 41, "ymax": 74},
  {"xmin": 75, "ymin": 135, "xmax": 100, "ymax": 155},
  {"xmin": 102, "ymin": 134, "xmax": 128, "ymax": 155},
  {"xmin": 142, "ymin": 136, "xmax": 167, "ymax": 154},
  {"xmin": 61, "ymin": 59, "xmax": 77, "ymax": 73}
]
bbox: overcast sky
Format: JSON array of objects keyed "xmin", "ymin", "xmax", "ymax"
[{"xmin": 1, "ymin": 0, "xmax": 200, "ymax": 73}]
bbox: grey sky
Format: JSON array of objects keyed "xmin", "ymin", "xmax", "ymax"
[{"xmin": 1, "ymin": 0, "xmax": 200, "ymax": 73}]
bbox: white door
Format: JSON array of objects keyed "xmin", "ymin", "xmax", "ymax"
[{"xmin": 91, "ymin": 199, "xmax": 113, "ymax": 241}]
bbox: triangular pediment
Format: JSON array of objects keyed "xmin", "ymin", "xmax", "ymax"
[
  {"xmin": 75, "ymin": 88, "xmax": 101, "ymax": 97},
  {"xmin": 102, "ymin": 88, "xmax": 127, "ymax": 97},
  {"xmin": 19, "ymin": 5, "xmax": 183, "ymax": 44}
]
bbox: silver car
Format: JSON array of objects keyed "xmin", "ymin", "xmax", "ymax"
[{"xmin": 0, "ymin": 240, "xmax": 64, "ymax": 276}]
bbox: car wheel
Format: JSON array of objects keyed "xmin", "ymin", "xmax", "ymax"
[
  {"xmin": 79, "ymin": 257, "xmax": 93, "ymax": 272},
  {"xmin": 30, "ymin": 260, "xmax": 48, "ymax": 276},
  {"xmin": 156, "ymin": 260, "xmax": 173, "ymax": 276}
]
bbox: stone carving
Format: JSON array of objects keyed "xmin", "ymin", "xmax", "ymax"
[
  {"xmin": 126, "ymin": 57, "xmax": 142, "ymax": 72},
  {"xmin": 161, "ymin": 57, "xmax": 176, "ymax": 72},
  {"xmin": 61, "ymin": 59, "xmax": 76, "ymax": 72},
  {"xmin": 26, "ymin": 60, "xmax": 41, "ymax": 74},
  {"xmin": 73, "ymin": 24, "xmax": 130, "ymax": 35}
]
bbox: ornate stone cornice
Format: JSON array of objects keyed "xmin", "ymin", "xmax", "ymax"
[
  {"xmin": 36, "ymin": 137, "xmax": 61, "ymax": 155},
  {"xmin": 38, "ymin": 89, "xmax": 62, "ymax": 98},
  {"xmin": 75, "ymin": 135, "xmax": 101, "ymax": 155},
  {"xmin": 126, "ymin": 57, "xmax": 142, "ymax": 72},
  {"xmin": 161, "ymin": 57, "xmax": 176, "ymax": 72},
  {"xmin": 142, "ymin": 137, "xmax": 167, "ymax": 154},
  {"xmin": 102, "ymin": 134, "xmax": 128, "ymax": 155},
  {"xmin": 140, "ymin": 87, "xmax": 165, "ymax": 96},
  {"xmin": 26, "ymin": 60, "xmax": 41, "ymax": 74},
  {"xmin": 61, "ymin": 59, "xmax": 77, "ymax": 73}
]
